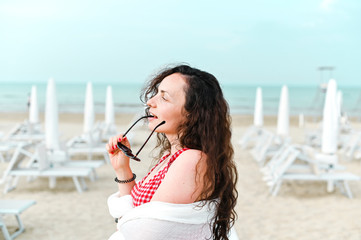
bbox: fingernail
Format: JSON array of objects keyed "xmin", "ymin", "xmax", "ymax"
[
  {"xmin": 124, "ymin": 136, "xmax": 127, "ymax": 139},
  {"xmin": 110, "ymin": 151, "xmax": 114, "ymax": 154},
  {"xmin": 118, "ymin": 137, "xmax": 122, "ymax": 141}
]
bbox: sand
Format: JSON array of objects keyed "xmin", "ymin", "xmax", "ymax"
[{"xmin": 1, "ymin": 112, "xmax": 361, "ymax": 240}]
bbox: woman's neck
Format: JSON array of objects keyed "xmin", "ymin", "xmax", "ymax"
[{"xmin": 166, "ymin": 134, "xmax": 183, "ymax": 155}]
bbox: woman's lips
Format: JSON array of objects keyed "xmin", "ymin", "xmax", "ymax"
[
  {"xmin": 148, "ymin": 114, "xmax": 158, "ymax": 121},
  {"xmin": 149, "ymin": 113, "xmax": 158, "ymax": 118}
]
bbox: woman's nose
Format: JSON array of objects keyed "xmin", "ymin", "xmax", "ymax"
[{"xmin": 147, "ymin": 97, "xmax": 156, "ymax": 108}]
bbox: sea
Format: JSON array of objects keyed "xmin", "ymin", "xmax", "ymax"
[{"xmin": 0, "ymin": 82, "xmax": 360, "ymax": 117}]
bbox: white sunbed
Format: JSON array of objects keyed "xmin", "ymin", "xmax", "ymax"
[
  {"xmin": 238, "ymin": 125, "xmax": 264, "ymax": 150},
  {"xmin": 339, "ymin": 131, "xmax": 361, "ymax": 161},
  {"xmin": 0, "ymin": 199, "xmax": 36, "ymax": 240},
  {"xmin": 249, "ymin": 129, "xmax": 289, "ymax": 167},
  {"xmin": 0, "ymin": 144, "xmax": 14, "ymax": 163},
  {"xmin": 4, "ymin": 121, "xmax": 44, "ymax": 142},
  {"xmin": 0, "ymin": 143, "xmax": 96, "ymax": 193},
  {"xmin": 66, "ymin": 123, "xmax": 109, "ymax": 162},
  {"xmin": 99, "ymin": 121, "xmax": 118, "ymax": 141},
  {"xmin": 262, "ymin": 144, "xmax": 361, "ymax": 198},
  {"xmin": 0, "ymin": 141, "xmax": 35, "ymax": 163}
]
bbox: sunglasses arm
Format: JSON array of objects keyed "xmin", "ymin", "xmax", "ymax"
[
  {"xmin": 134, "ymin": 121, "xmax": 166, "ymax": 158},
  {"xmin": 123, "ymin": 115, "xmax": 153, "ymax": 137}
]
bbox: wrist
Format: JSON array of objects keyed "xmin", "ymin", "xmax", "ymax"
[
  {"xmin": 115, "ymin": 173, "xmax": 136, "ymax": 184},
  {"xmin": 115, "ymin": 168, "xmax": 133, "ymax": 180}
]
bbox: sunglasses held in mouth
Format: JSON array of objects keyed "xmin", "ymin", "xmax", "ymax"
[{"xmin": 117, "ymin": 115, "xmax": 165, "ymax": 161}]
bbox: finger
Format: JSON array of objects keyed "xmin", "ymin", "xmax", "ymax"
[
  {"xmin": 107, "ymin": 135, "xmax": 121, "ymax": 152},
  {"xmin": 117, "ymin": 134, "xmax": 125, "ymax": 143},
  {"xmin": 121, "ymin": 136, "xmax": 130, "ymax": 148},
  {"xmin": 105, "ymin": 143, "xmax": 114, "ymax": 154},
  {"xmin": 111, "ymin": 136, "xmax": 119, "ymax": 151},
  {"xmin": 108, "ymin": 136, "xmax": 115, "ymax": 148}
]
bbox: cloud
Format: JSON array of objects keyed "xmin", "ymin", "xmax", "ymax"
[
  {"xmin": 0, "ymin": 1, "xmax": 58, "ymax": 19},
  {"xmin": 320, "ymin": 0, "xmax": 337, "ymax": 12}
]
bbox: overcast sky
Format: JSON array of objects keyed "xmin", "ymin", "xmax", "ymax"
[{"xmin": 0, "ymin": 0, "xmax": 360, "ymax": 86}]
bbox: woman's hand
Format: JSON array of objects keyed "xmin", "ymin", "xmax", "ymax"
[
  {"xmin": 106, "ymin": 134, "xmax": 131, "ymax": 171},
  {"xmin": 106, "ymin": 134, "xmax": 136, "ymax": 196}
]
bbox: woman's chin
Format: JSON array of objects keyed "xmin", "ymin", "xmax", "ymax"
[{"xmin": 148, "ymin": 122, "xmax": 158, "ymax": 130}]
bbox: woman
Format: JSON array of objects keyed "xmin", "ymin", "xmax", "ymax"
[{"xmin": 106, "ymin": 65, "xmax": 238, "ymax": 240}]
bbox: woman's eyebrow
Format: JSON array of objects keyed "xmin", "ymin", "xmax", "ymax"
[{"xmin": 160, "ymin": 90, "xmax": 170, "ymax": 95}]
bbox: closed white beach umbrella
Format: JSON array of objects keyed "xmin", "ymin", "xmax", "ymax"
[
  {"xmin": 276, "ymin": 85, "xmax": 289, "ymax": 137},
  {"xmin": 336, "ymin": 90, "xmax": 343, "ymax": 118},
  {"xmin": 83, "ymin": 82, "xmax": 95, "ymax": 133},
  {"xmin": 254, "ymin": 87, "xmax": 263, "ymax": 127},
  {"xmin": 105, "ymin": 85, "xmax": 115, "ymax": 125},
  {"xmin": 29, "ymin": 85, "xmax": 39, "ymax": 124},
  {"xmin": 321, "ymin": 79, "xmax": 339, "ymax": 154},
  {"xmin": 45, "ymin": 78, "xmax": 60, "ymax": 150}
]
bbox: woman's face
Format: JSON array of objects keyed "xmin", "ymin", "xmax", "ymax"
[{"xmin": 146, "ymin": 73, "xmax": 187, "ymax": 139}]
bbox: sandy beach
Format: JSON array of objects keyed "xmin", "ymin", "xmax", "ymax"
[{"xmin": 1, "ymin": 112, "xmax": 361, "ymax": 240}]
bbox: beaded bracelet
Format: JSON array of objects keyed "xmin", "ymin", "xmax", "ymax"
[{"xmin": 114, "ymin": 173, "xmax": 136, "ymax": 183}]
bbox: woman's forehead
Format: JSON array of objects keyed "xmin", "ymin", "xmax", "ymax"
[{"xmin": 159, "ymin": 73, "xmax": 188, "ymax": 93}]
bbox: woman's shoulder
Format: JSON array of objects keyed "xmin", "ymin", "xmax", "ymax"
[
  {"xmin": 173, "ymin": 148, "xmax": 207, "ymax": 168},
  {"xmin": 181, "ymin": 148, "xmax": 206, "ymax": 159},
  {"xmin": 151, "ymin": 148, "xmax": 207, "ymax": 203}
]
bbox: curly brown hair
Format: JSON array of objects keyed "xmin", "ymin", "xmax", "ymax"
[{"xmin": 141, "ymin": 64, "xmax": 238, "ymax": 240}]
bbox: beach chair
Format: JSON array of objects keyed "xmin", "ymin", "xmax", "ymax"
[
  {"xmin": 263, "ymin": 144, "xmax": 361, "ymax": 198},
  {"xmin": 4, "ymin": 121, "xmax": 44, "ymax": 143},
  {"xmin": 262, "ymin": 145, "xmax": 301, "ymax": 195},
  {"xmin": 0, "ymin": 144, "xmax": 13, "ymax": 163},
  {"xmin": 100, "ymin": 121, "xmax": 117, "ymax": 141},
  {"xmin": 66, "ymin": 122, "xmax": 109, "ymax": 162},
  {"xmin": 305, "ymin": 128, "xmax": 351, "ymax": 154},
  {"xmin": 249, "ymin": 129, "xmax": 274, "ymax": 164},
  {"xmin": 0, "ymin": 199, "xmax": 36, "ymax": 240},
  {"xmin": 339, "ymin": 131, "xmax": 361, "ymax": 161},
  {"xmin": 239, "ymin": 126, "xmax": 264, "ymax": 150},
  {"xmin": 250, "ymin": 129, "xmax": 288, "ymax": 166},
  {"xmin": 0, "ymin": 141, "xmax": 33, "ymax": 163},
  {"xmin": 44, "ymin": 143, "xmax": 104, "ymax": 180},
  {"xmin": 0, "ymin": 144, "xmax": 94, "ymax": 193}
]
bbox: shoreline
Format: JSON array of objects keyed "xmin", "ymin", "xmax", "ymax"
[{"xmin": 0, "ymin": 111, "xmax": 324, "ymax": 124}]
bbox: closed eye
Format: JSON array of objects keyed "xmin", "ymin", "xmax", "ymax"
[{"xmin": 160, "ymin": 90, "xmax": 169, "ymax": 101}]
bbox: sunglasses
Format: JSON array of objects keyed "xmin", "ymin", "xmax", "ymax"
[{"xmin": 117, "ymin": 115, "xmax": 165, "ymax": 161}]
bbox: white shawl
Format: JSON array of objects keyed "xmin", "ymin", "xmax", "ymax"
[{"xmin": 107, "ymin": 192, "xmax": 216, "ymax": 240}]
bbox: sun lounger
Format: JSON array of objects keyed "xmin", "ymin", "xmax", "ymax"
[
  {"xmin": 250, "ymin": 129, "xmax": 288, "ymax": 166},
  {"xmin": 280, "ymin": 172, "xmax": 360, "ymax": 198},
  {"xmin": 340, "ymin": 131, "xmax": 361, "ymax": 160},
  {"xmin": 0, "ymin": 141, "xmax": 32, "ymax": 163},
  {"xmin": 0, "ymin": 199, "xmax": 36, "ymax": 240},
  {"xmin": 4, "ymin": 121, "xmax": 44, "ymax": 142},
  {"xmin": 0, "ymin": 143, "xmax": 94, "ymax": 193},
  {"xmin": 0, "ymin": 144, "xmax": 12, "ymax": 163},
  {"xmin": 4, "ymin": 167, "xmax": 92, "ymax": 193},
  {"xmin": 41, "ymin": 143, "xmax": 105, "ymax": 179},
  {"xmin": 239, "ymin": 126, "xmax": 264, "ymax": 150},
  {"xmin": 262, "ymin": 144, "xmax": 361, "ymax": 198},
  {"xmin": 66, "ymin": 123, "xmax": 109, "ymax": 162}
]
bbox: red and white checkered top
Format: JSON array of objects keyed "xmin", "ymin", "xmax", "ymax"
[{"xmin": 131, "ymin": 148, "xmax": 189, "ymax": 207}]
